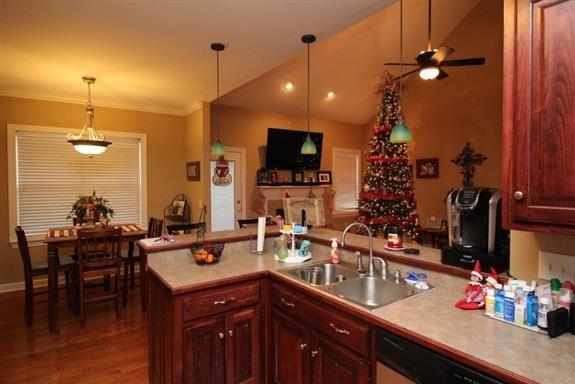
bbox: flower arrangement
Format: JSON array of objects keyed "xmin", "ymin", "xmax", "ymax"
[{"xmin": 67, "ymin": 190, "xmax": 114, "ymax": 224}]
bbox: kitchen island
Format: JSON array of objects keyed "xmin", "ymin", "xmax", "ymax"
[{"xmin": 141, "ymin": 228, "xmax": 575, "ymax": 384}]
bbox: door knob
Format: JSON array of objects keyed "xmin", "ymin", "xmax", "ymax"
[{"xmin": 513, "ymin": 191, "xmax": 524, "ymax": 200}]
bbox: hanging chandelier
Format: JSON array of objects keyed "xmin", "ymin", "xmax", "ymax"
[
  {"xmin": 390, "ymin": 0, "xmax": 413, "ymax": 144},
  {"xmin": 300, "ymin": 34, "xmax": 317, "ymax": 155},
  {"xmin": 210, "ymin": 42, "xmax": 226, "ymax": 156},
  {"xmin": 67, "ymin": 76, "xmax": 111, "ymax": 156}
]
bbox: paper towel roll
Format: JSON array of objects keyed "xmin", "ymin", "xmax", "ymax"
[{"xmin": 257, "ymin": 216, "xmax": 266, "ymax": 252}]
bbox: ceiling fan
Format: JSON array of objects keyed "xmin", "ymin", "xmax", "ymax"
[{"xmin": 385, "ymin": 0, "xmax": 485, "ymax": 80}]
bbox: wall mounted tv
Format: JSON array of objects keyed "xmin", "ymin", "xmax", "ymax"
[{"xmin": 265, "ymin": 128, "xmax": 323, "ymax": 170}]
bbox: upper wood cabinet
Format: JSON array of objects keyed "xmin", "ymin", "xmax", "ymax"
[{"xmin": 503, "ymin": 0, "xmax": 575, "ymax": 235}]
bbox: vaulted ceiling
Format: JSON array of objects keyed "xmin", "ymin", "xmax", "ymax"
[
  {"xmin": 217, "ymin": 0, "xmax": 481, "ymax": 125},
  {"xmin": 0, "ymin": 0, "xmax": 393, "ymax": 116}
]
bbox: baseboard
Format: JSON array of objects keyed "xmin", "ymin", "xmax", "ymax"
[{"xmin": 0, "ymin": 281, "xmax": 26, "ymax": 293}]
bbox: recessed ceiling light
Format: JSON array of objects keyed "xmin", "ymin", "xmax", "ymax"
[
  {"xmin": 326, "ymin": 91, "xmax": 335, "ymax": 99},
  {"xmin": 283, "ymin": 82, "xmax": 294, "ymax": 91}
]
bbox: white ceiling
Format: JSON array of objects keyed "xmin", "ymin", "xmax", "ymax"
[
  {"xmin": 0, "ymin": 0, "xmax": 394, "ymax": 116},
  {"xmin": 217, "ymin": 0, "xmax": 481, "ymax": 124}
]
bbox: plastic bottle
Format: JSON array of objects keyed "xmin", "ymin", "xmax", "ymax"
[
  {"xmin": 525, "ymin": 287, "xmax": 539, "ymax": 327},
  {"xmin": 558, "ymin": 287, "xmax": 573, "ymax": 310},
  {"xmin": 504, "ymin": 285, "xmax": 515, "ymax": 322},
  {"xmin": 537, "ymin": 297, "xmax": 550, "ymax": 330},
  {"xmin": 550, "ymin": 278, "xmax": 561, "ymax": 308},
  {"xmin": 330, "ymin": 238, "xmax": 340, "ymax": 264},
  {"xmin": 494, "ymin": 284, "xmax": 505, "ymax": 319},
  {"xmin": 485, "ymin": 286, "xmax": 496, "ymax": 316}
]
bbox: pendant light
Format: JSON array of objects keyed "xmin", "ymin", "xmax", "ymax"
[
  {"xmin": 390, "ymin": 0, "xmax": 413, "ymax": 144},
  {"xmin": 419, "ymin": 0, "xmax": 440, "ymax": 81},
  {"xmin": 67, "ymin": 76, "xmax": 111, "ymax": 156},
  {"xmin": 300, "ymin": 34, "xmax": 317, "ymax": 155},
  {"xmin": 210, "ymin": 42, "xmax": 226, "ymax": 156}
]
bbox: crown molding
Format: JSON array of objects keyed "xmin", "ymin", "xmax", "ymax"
[
  {"xmin": 184, "ymin": 101, "xmax": 203, "ymax": 115},
  {"xmin": 0, "ymin": 88, "xmax": 191, "ymax": 117}
]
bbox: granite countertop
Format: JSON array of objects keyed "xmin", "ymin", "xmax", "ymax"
[{"xmin": 145, "ymin": 228, "xmax": 575, "ymax": 384}]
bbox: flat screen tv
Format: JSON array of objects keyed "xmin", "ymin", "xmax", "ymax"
[{"xmin": 265, "ymin": 128, "xmax": 323, "ymax": 170}]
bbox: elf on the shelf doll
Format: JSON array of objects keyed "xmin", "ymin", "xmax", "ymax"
[{"xmin": 455, "ymin": 261, "xmax": 485, "ymax": 310}]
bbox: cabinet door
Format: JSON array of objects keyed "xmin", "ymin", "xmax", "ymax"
[
  {"xmin": 183, "ymin": 316, "xmax": 225, "ymax": 384},
  {"xmin": 226, "ymin": 306, "xmax": 261, "ymax": 384},
  {"xmin": 311, "ymin": 335, "xmax": 369, "ymax": 384},
  {"xmin": 271, "ymin": 309, "xmax": 310, "ymax": 384},
  {"xmin": 504, "ymin": 0, "xmax": 575, "ymax": 232}
]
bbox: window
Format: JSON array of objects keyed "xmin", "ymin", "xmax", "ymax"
[
  {"xmin": 8, "ymin": 124, "xmax": 147, "ymax": 242},
  {"xmin": 332, "ymin": 148, "xmax": 361, "ymax": 215}
]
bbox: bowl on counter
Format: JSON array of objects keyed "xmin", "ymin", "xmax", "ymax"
[{"xmin": 190, "ymin": 242, "xmax": 225, "ymax": 265}]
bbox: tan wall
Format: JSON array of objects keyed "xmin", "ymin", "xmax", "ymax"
[
  {"xmin": 403, "ymin": 0, "xmax": 503, "ymax": 222},
  {"xmin": 0, "ymin": 96, "xmax": 188, "ymax": 284},
  {"xmin": 211, "ymin": 105, "xmax": 367, "ymax": 228}
]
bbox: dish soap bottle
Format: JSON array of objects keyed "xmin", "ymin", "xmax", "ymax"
[{"xmin": 330, "ymin": 238, "xmax": 340, "ymax": 264}]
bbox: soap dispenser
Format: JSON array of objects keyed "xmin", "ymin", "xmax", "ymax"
[{"xmin": 330, "ymin": 238, "xmax": 340, "ymax": 264}]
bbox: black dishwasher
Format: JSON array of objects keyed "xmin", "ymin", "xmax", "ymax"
[{"xmin": 376, "ymin": 328, "xmax": 505, "ymax": 384}]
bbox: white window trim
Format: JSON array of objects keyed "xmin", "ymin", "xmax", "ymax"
[
  {"xmin": 7, "ymin": 124, "xmax": 148, "ymax": 245},
  {"xmin": 332, "ymin": 147, "xmax": 361, "ymax": 217}
]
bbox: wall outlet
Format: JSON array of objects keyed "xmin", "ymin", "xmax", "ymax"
[{"xmin": 538, "ymin": 251, "xmax": 575, "ymax": 282}]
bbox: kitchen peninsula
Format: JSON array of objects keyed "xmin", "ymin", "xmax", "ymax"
[{"xmin": 140, "ymin": 228, "xmax": 575, "ymax": 384}]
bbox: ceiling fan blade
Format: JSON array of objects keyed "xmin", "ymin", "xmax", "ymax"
[
  {"xmin": 384, "ymin": 62, "xmax": 420, "ymax": 67},
  {"xmin": 441, "ymin": 57, "xmax": 485, "ymax": 67},
  {"xmin": 392, "ymin": 68, "xmax": 421, "ymax": 81},
  {"xmin": 431, "ymin": 46, "xmax": 454, "ymax": 64},
  {"xmin": 436, "ymin": 69, "xmax": 449, "ymax": 80}
]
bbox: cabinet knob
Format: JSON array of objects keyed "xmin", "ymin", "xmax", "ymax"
[
  {"xmin": 513, "ymin": 191, "xmax": 524, "ymax": 200},
  {"xmin": 300, "ymin": 343, "xmax": 307, "ymax": 350},
  {"xmin": 311, "ymin": 350, "xmax": 318, "ymax": 358},
  {"xmin": 218, "ymin": 332, "xmax": 225, "ymax": 339},
  {"xmin": 228, "ymin": 330, "xmax": 233, "ymax": 337}
]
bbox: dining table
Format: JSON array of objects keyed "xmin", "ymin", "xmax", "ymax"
[{"xmin": 43, "ymin": 224, "xmax": 147, "ymax": 332}]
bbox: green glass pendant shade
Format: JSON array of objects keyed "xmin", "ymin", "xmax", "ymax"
[
  {"xmin": 211, "ymin": 139, "xmax": 225, "ymax": 156},
  {"xmin": 390, "ymin": 122, "xmax": 413, "ymax": 143},
  {"xmin": 300, "ymin": 134, "xmax": 317, "ymax": 154}
]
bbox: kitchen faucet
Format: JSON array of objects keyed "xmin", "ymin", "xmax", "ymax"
[{"xmin": 341, "ymin": 222, "xmax": 388, "ymax": 279}]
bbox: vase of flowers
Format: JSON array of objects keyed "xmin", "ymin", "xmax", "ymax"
[{"xmin": 67, "ymin": 191, "xmax": 114, "ymax": 226}]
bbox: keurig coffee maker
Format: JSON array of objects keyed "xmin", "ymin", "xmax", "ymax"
[{"xmin": 441, "ymin": 187, "xmax": 509, "ymax": 273}]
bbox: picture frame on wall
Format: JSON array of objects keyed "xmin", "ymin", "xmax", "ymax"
[
  {"xmin": 416, "ymin": 158, "xmax": 439, "ymax": 179},
  {"xmin": 316, "ymin": 171, "xmax": 332, "ymax": 184},
  {"xmin": 292, "ymin": 171, "xmax": 304, "ymax": 184},
  {"xmin": 187, "ymin": 161, "xmax": 201, "ymax": 181}
]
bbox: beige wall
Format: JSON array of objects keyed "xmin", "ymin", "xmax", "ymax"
[
  {"xmin": 185, "ymin": 102, "xmax": 212, "ymax": 226},
  {"xmin": 403, "ymin": 0, "xmax": 503, "ymax": 222},
  {"xmin": 211, "ymin": 104, "xmax": 367, "ymax": 228},
  {"xmin": 0, "ymin": 96, "xmax": 188, "ymax": 284}
]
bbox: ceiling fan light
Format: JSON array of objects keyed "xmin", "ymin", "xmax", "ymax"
[
  {"xmin": 419, "ymin": 66, "xmax": 440, "ymax": 80},
  {"xmin": 390, "ymin": 122, "xmax": 413, "ymax": 143},
  {"xmin": 211, "ymin": 139, "xmax": 226, "ymax": 156},
  {"xmin": 300, "ymin": 135, "xmax": 317, "ymax": 155}
]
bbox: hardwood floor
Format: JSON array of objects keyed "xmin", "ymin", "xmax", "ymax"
[{"xmin": 0, "ymin": 288, "xmax": 148, "ymax": 383}]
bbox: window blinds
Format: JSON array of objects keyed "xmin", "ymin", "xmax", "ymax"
[
  {"xmin": 16, "ymin": 130, "xmax": 143, "ymax": 237},
  {"xmin": 332, "ymin": 149, "xmax": 360, "ymax": 214}
]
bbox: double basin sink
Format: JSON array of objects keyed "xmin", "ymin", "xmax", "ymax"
[{"xmin": 282, "ymin": 261, "xmax": 432, "ymax": 310}]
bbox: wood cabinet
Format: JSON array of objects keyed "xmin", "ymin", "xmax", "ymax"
[
  {"xmin": 270, "ymin": 281, "xmax": 373, "ymax": 384},
  {"xmin": 503, "ymin": 0, "xmax": 575, "ymax": 235},
  {"xmin": 148, "ymin": 274, "xmax": 262, "ymax": 384}
]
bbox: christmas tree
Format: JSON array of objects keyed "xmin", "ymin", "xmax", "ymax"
[{"xmin": 358, "ymin": 72, "xmax": 419, "ymax": 239}]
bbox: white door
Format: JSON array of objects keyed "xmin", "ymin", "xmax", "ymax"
[{"xmin": 210, "ymin": 148, "xmax": 246, "ymax": 231}]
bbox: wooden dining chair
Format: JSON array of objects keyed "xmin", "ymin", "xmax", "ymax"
[
  {"xmin": 238, "ymin": 217, "xmax": 273, "ymax": 229},
  {"xmin": 122, "ymin": 217, "xmax": 163, "ymax": 307},
  {"xmin": 15, "ymin": 226, "xmax": 76, "ymax": 327},
  {"xmin": 76, "ymin": 226, "xmax": 122, "ymax": 327}
]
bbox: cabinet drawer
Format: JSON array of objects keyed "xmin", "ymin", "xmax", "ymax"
[
  {"xmin": 271, "ymin": 282, "xmax": 371, "ymax": 356},
  {"xmin": 183, "ymin": 280, "xmax": 260, "ymax": 322}
]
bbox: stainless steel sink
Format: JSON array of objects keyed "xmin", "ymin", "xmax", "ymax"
[
  {"xmin": 284, "ymin": 262, "xmax": 360, "ymax": 285},
  {"xmin": 328, "ymin": 277, "xmax": 432, "ymax": 310}
]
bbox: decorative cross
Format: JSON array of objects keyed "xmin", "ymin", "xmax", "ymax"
[{"xmin": 451, "ymin": 142, "xmax": 487, "ymax": 187}]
